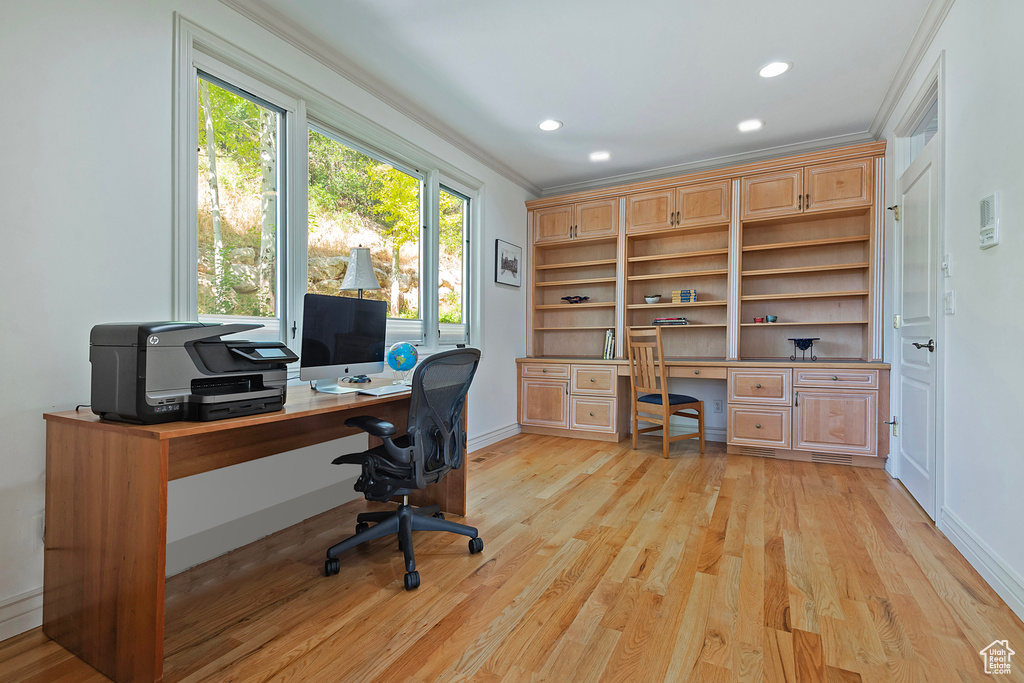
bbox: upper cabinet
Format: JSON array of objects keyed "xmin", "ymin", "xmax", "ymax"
[
  {"xmin": 741, "ymin": 159, "xmax": 872, "ymax": 220},
  {"xmin": 627, "ymin": 180, "xmax": 731, "ymax": 233},
  {"xmin": 535, "ymin": 198, "xmax": 618, "ymax": 244}
]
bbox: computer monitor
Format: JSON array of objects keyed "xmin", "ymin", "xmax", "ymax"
[{"xmin": 299, "ymin": 294, "xmax": 387, "ymax": 393}]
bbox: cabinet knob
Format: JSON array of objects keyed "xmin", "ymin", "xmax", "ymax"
[
  {"xmin": 755, "ymin": 424, "xmax": 762, "ymax": 429},
  {"xmin": 756, "ymin": 383, "xmax": 762, "ymax": 389},
  {"xmin": 832, "ymin": 376, "xmax": 838, "ymax": 381},
  {"xmin": 590, "ymin": 412, "xmax": 595, "ymax": 417},
  {"xmin": 694, "ymin": 370, "xmax": 700, "ymax": 375},
  {"xmin": 590, "ymin": 378, "xmax": 595, "ymax": 382},
  {"xmin": 542, "ymin": 368, "xmax": 547, "ymax": 373}
]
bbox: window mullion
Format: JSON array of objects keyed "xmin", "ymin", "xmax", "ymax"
[{"xmin": 422, "ymin": 171, "xmax": 441, "ymax": 351}]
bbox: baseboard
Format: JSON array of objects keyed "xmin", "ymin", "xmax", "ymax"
[
  {"xmin": 0, "ymin": 587, "xmax": 43, "ymax": 643},
  {"xmin": 166, "ymin": 476, "xmax": 360, "ymax": 576},
  {"xmin": 468, "ymin": 422, "xmax": 521, "ymax": 453},
  {"xmin": 939, "ymin": 506, "xmax": 1024, "ymax": 621}
]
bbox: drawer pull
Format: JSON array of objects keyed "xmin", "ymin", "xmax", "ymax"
[
  {"xmin": 694, "ymin": 370, "xmax": 700, "ymax": 375},
  {"xmin": 590, "ymin": 378, "xmax": 596, "ymax": 382},
  {"xmin": 832, "ymin": 375, "xmax": 838, "ymax": 381},
  {"xmin": 542, "ymin": 368, "xmax": 547, "ymax": 373},
  {"xmin": 755, "ymin": 424, "xmax": 761, "ymax": 429},
  {"xmin": 756, "ymin": 383, "xmax": 762, "ymax": 389},
  {"xmin": 590, "ymin": 412, "xmax": 595, "ymax": 417}
]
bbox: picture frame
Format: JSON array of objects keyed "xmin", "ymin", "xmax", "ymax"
[{"xmin": 495, "ymin": 239, "xmax": 522, "ymax": 287}]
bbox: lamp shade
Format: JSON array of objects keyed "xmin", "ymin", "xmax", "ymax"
[{"xmin": 339, "ymin": 247, "xmax": 382, "ymax": 294}]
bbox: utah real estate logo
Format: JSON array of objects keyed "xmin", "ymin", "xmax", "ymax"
[{"xmin": 979, "ymin": 640, "xmax": 1015, "ymax": 675}]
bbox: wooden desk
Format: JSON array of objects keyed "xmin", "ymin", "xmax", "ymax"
[{"xmin": 42, "ymin": 386, "xmax": 464, "ymax": 683}]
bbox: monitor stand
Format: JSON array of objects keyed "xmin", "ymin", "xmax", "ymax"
[{"xmin": 312, "ymin": 378, "xmax": 361, "ymax": 395}]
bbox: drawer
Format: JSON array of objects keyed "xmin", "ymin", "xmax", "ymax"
[
  {"xmin": 520, "ymin": 363, "xmax": 569, "ymax": 379},
  {"xmin": 728, "ymin": 369, "xmax": 792, "ymax": 405},
  {"xmin": 794, "ymin": 369, "xmax": 878, "ymax": 389},
  {"xmin": 570, "ymin": 396, "xmax": 617, "ymax": 433},
  {"xmin": 727, "ymin": 405, "xmax": 791, "ymax": 449},
  {"xmin": 669, "ymin": 365, "xmax": 727, "ymax": 380},
  {"xmin": 571, "ymin": 365, "xmax": 617, "ymax": 395}
]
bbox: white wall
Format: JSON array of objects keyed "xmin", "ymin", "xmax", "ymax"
[
  {"xmin": 881, "ymin": 0, "xmax": 1024, "ymax": 617},
  {"xmin": 0, "ymin": 0, "xmax": 531, "ymax": 639}
]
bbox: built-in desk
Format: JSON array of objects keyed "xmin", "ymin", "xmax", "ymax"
[
  {"xmin": 42, "ymin": 385, "xmax": 463, "ymax": 683},
  {"xmin": 517, "ymin": 357, "xmax": 890, "ymax": 467}
]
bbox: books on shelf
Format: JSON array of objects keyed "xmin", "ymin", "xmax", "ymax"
[
  {"xmin": 603, "ymin": 329, "xmax": 615, "ymax": 359},
  {"xmin": 653, "ymin": 317, "xmax": 688, "ymax": 326},
  {"xmin": 671, "ymin": 289, "xmax": 697, "ymax": 303}
]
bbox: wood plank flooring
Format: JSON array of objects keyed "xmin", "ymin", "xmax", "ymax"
[{"xmin": 2, "ymin": 434, "xmax": 1023, "ymax": 682}]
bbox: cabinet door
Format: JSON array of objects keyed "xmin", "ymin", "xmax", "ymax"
[
  {"xmin": 793, "ymin": 389, "xmax": 877, "ymax": 456},
  {"xmin": 576, "ymin": 199, "xmax": 619, "ymax": 239},
  {"xmin": 741, "ymin": 169, "xmax": 803, "ymax": 220},
  {"xmin": 626, "ymin": 189, "xmax": 675, "ymax": 233},
  {"xmin": 533, "ymin": 204, "xmax": 574, "ymax": 244},
  {"xmin": 804, "ymin": 159, "xmax": 872, "ymax": 213},
  {"xmin": 676, "ymin": 180, "xmax": 730, "ymax": 227},
  {"xmin": 520, "ymin": 378, "xmax": 569, "ymax": 428}
]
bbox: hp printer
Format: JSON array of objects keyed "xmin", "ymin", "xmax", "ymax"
[{"xmin": 90, "ymin": 321, "xmax": 298, "ymax": 424}]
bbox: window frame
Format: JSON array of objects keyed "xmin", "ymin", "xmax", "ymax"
[{"xmin": 173, "ymin": 16, "xmax": 482, "ymax": 356}]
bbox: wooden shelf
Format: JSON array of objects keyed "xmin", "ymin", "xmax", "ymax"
[
  {"xmin": 535, "ymin": 258, "xmax": 618, "ymax": 270},
  {"xmin": 742, "ymin": 235, "xmax": 870, "ymax": 252},
  {"xmin": 627, "ymin": 269, "xmax": 728, "ymax": 282},
  {"xmin": 651, "ymin": 324, "xmax": 728, "ymax": 329},
  {"xmin": 627, "ymin": 300, "xmax": 727, "ymax": 309},
  {"xmin": 534, "ymin": 235, "xmax": 617, "ymax": 248},
  {"xmin": 741, "ymin": 290, "xmax": 869, "ymax": 302},
  {"xmin": 534, "ymin": 302, "xmax": 616, "ymax": 310},
  {"xmin": 741, "ymin": 263, "xmax": 869, "ymax": 277},
  {"xmin": 535, "ymin": 326, "xmax": 613, "ymax": 331},
  {"xmin": 535, "ymin": 277, "xmax": 618, "ymax": 287},
  {"xmin": 627, "ymin": 222, "xmax": 729, "ymax": 239},
  {"xmin": 628, "ymin": 248, "xmax": 729, "ymax": 263},
  {"xmin": 740, "ymin": 321, "xmax": 869, "ymax": 327}
]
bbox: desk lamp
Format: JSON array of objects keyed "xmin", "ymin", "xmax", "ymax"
[{"xmin": 339, "ymin": 246, "xmax": 381, "ymax": 299}]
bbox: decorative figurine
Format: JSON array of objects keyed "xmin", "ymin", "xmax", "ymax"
[
  {"xmin": 789, "ymin": 337, "xmax": 820, "ymax": 361},
  {"xmin": 561, "ymin": 295, "xmax": 590, "ymax": 304}
]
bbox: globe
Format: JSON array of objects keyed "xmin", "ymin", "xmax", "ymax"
[{"xmin": 386, "ymin": 341, "xmax": 418, "ymax": 373}]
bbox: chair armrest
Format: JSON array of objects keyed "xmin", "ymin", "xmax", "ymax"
[{"xmin": 344, "ymin": 415, "xmax": 397, "ymax": 438}]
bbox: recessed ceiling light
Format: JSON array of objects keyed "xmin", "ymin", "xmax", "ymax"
[
  {"xmin": 589, "ymin": 151, "xmax": 611, "ymax": 162},
  {"xmin": 738, "ymin": 119, "xmax": 765, "ymax": 132},
  {"xmin": 538, "ymin": 119, "xmax": 562, "ymax": 131},
  {"xmin": 758, "ymin": 61, "xmax": 791, "ymax": 78}
]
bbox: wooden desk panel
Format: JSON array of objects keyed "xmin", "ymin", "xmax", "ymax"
[{"xmin": 42, "ymin": 386, "xmax": 466, "ymax": 683}]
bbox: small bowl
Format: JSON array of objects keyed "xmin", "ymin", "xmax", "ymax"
[
  {"xmin": 644, "ymin": 295, "xmax": 661, "ymax": 304},
  {"xmin": 766, "ymin": 315, "xmax": 778, "ymax": 323},
  {"xmin": 753, "ymin": 317, "xmax": 765, "ymax": 324}
]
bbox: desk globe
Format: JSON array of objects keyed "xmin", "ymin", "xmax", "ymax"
[{"xmin": 387, "ymin": 341, "xmax": 418, "ymax": 383}]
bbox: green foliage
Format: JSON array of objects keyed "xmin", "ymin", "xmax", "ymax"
[{"xmin": 197, "ymin": 79, "xmax": 267, "ymax": 187}]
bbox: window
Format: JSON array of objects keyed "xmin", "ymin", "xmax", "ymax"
[
  {"xmin": 196, "ymin": 75, "xmax": 284, "ymax": 336},
  {"xmin": 175, "ymin": 20, "xmax": 479, "ymax": 354}
]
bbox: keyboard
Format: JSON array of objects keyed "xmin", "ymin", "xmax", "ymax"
[{"xmin": 358, "ymin": 384, "xmax": 412, "ymax": 397}]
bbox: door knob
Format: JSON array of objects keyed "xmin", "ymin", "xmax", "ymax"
[{"xmin": 912, "ymin": 339, "xmax": 936, "ymax": 352}]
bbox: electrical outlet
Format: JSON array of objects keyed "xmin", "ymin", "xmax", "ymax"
[{"xmin": 713, "ymin": 400, "xmax": 723, "ymax": 413}]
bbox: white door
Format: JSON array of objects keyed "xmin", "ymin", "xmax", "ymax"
[{"xmin": 894, "ymin": 139, "xmax": 940, "ymax": 518}]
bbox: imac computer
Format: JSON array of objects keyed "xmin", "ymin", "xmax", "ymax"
[{"xmin": 299, "ymin": 293, "xmax": 387, "ymax": 393}]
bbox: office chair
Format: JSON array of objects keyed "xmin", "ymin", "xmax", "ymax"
[
  {"xmin": 626, "ymin": 326, "xmax": 705, "ymax": 458},
  {"xmin": 323, "ymin": 347, "xmax": 483, "ymax": 590}
]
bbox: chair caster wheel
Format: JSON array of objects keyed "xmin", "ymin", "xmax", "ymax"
[
  {"xmin": 325, "ymin": 557, "xmax": 340, "ymax": 576},
  {"xmin": 404, "ymin": 571, "xmax": 420, "ymax": 590},
  {"xmin": 432, "ymin": 512, "xmax": 445, "ymax": 520},
  {"xmin": 355, "ymin": 522, "xmax": 369, "ymax": 534},
  {"xmin": 468, "ymin": 537, "xmax": 484, "ymax": 554}
]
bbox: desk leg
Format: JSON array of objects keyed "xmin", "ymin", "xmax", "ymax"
[{"xmin": 43, "ymin": 421, "xmax": 167, "ymax": 683}]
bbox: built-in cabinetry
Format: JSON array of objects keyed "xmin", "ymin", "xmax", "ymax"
[
  {"xmin": 518, "ymin": 361, "xmax": 629, "ymax": 441},
  {"xmin": 521, "ymin": 142, "xmax": 889, "ymax": 466}
]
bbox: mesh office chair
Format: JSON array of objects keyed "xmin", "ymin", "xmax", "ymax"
[{"xmin": 323, "ymin": 348, "xmax": 482, "ymax": 590}]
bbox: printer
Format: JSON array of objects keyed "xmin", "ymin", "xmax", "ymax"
[{"xmin": 90, "ymin": 321, "xmax": 299, "ymax": 424}]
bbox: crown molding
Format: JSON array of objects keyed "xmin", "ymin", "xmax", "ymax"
[
  {"xmin": 540, "ymin": 131, "xmax": 877, "ymax": 198},
  {"xmin": 217, "ymin": 0, "xmax": 542, "ymax": 197},
  {"xmin": 869, "ymin": 0, "xmax": 956, "ymax": 137}
]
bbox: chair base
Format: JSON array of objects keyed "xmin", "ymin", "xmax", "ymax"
[
  {"xmin": 324, "ymin": 501, "xmax": 482, "ymax": 590},
  {"xmin": 631, "ymin": 402, "xmax": 706, "ymax": 458}
]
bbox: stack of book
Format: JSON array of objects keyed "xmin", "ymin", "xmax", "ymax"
[
  {"xmin": 671, "ymin": 289, "xmax": 697, "ymax": 303},
  {"xmin": 653, "ymin": 317, "xmax": 688, "ymax": 326},
  {"xmin": 602, "ymin": 329, "xmax": 615, "ymax": 359}
]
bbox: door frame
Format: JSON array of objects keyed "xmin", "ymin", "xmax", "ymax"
[{"xmin": 889, "ymin": 52, "xmax": 946, "ymax": 518}]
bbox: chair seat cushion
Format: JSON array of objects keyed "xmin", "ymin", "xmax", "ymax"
[{"xmin": 638, "ymin": 392, "xmax": 699, "ymax": 406}]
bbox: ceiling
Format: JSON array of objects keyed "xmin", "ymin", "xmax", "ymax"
[{"xmin": 231, "ymin": 0, "xmax": 934, "ymax": 194}]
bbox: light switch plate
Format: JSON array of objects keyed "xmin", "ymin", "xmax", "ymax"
[{"xmin": 944, "ymin": 290, "xmax": 956, "ymax": 315}]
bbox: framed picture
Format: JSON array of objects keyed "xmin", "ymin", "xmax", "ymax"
[{"xmin": 495, "ymin": 239, "xmax": 522, "ymax": 287}]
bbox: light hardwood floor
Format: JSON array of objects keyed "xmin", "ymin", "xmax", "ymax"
[{"xmin": 2, "ymin": 434, "xmax": 1023, "ymax": 682}]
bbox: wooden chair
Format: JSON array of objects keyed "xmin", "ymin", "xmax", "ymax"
[{"xmin": 625, "ymin": 326, "xmax": 705, "ymax": 458}]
